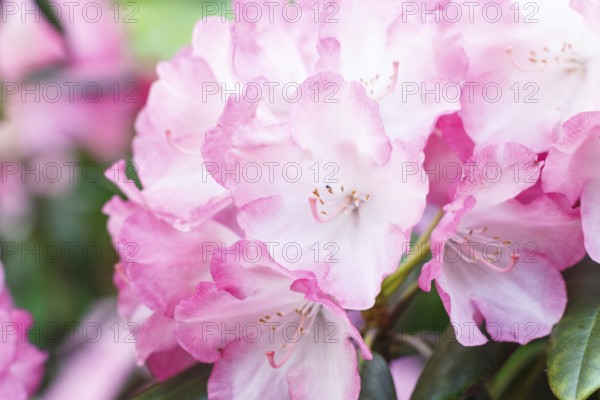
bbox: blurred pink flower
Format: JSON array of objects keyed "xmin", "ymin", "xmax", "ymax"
[
  {"xmin": 0, "ymin": 0, "xmax": 143, "ymax": 237},
  {"xmin": 0, "ymin": 0, "xmax": 66, "ymax": 80},
  {"xmin": 0, "ymin": 0, "xmax": 142, "ymax": 162},
  {"xmin": 43, "ymin": 300, "xmax": 138, "ymax": 400},
  {"xmin": 0, "ymin": 264, "xmax": 46, "ymax": 400},
  {"xmin": 390, "ymin": 355, "xmax": 426, "ymax": 400}
]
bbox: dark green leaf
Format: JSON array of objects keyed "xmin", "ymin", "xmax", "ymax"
[
  {"xmin": 548, "ymin": 259, "xmax": 600, "ymax": 400},
  {"xmin": 488, "ymin": 340, "xmax": 552, "ymax": 400},
  {"xmin": 499, "ymin": 358, "xmax": 556, "ymax": 400},
  {"xmin": 411, "ymin": 328, "xmax": 515, "ymax": 400},
  {"xmin": 359, "ymin": 353, "xmax": 397, "ymax": 400},
  {"xmin": 394, "ymin": 286, "xmax": 450, "ymax": 335},
  {"xmin": 35, "ymin": 0, "xmax": 64, "ymax": 32},
  {"xmin": 132, "ymin": 364, "xmax": 211, "ymax": 400}
]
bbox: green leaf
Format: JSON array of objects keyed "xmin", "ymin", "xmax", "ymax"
[
  {"xmin": 359, "ymin": 353, "xmax": 397, "ymax": 400},
  {"xmin": 548, "ymin": 259, "xmax": 600, "ymax": 400},
  {"xmin": 132, "ymin": 364, "xmax": 211, "ymax": 400},
  {"xmin": 411, "ymin": 328, "xmax": 515, "ymax": 400}
]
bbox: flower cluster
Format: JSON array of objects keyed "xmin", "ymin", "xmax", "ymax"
[{"xmin": 105, "ymin": 0, "xmax": 598, "ymax": 398}]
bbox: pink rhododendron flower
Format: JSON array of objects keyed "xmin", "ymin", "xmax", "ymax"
[
  {"xmin": 112, "ymin": 261, "xmax": 198, "ymax": 381},
  {"xmin": 175, "ymin": 241, "xmax": 372, "ymax": 399},
  {"xmin": 412, "ymin": 113, "xmax": 474, "ymax": 207},
  {"xmin": 318, "ymin": 0, "xmax": 468, "ymax": 148},
  {"xmin": 95, "ymin": 0, "xmax": 600, "ymax": 396},
  {"xmin": 230, "ymin": 0, "xmax": 323, "ymax": 116},
  {"xmin": 104, "ymin": 162, "xmax": 239, "ymax": 380},
  {"xmin": 419, "ymin": 143, "xmax": 585, "ymax": 345},
  {"xmin": 132, "ymin": 0, "xmax": 326, "ymax": 228},
  {"xmin": 131, "ymin": 54, "xmax": 232, "ymax": 229},
  {"xmin": 131, "ymin": 17, "xmax": 236, "ymax": 229},
  {"xmin": 423, "ymin": 132, "xmax": 464, "ymax": 206},
  {"xmin": 449, "ymin": 0, "xmax": 600, "ymax": 152},
  {"xmin": 0, "ymin": 264, "xmax": 46, "ymax": 400},
  {"xmin": 543, "ymin": 111, "xmax": 600, "ymax": 262},
  {"xmin": 205, "ymin": 73, "xmax": 428, "ymax": 309}
]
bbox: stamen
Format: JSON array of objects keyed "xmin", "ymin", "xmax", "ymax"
[
  {"xmin": 375, "ymin": 61, "xmax": 400, "ymax": 102},
  {"xmin": 448, "ymin": 229, "xmax": 520, "ymax": 274},
  {"xmin": 506, "ymin": 44, "xmax": 587, "ymax": 75},
  {"xmin": 476, "ymin": 252, "xmax": 519, "ymax": 273},
  {"xmin": 304, "ymin": 306, "xmax": 320, "ymax": 334},
  {"xmin": 266, "ymin": 346, "xmax": 295, "ymax": 368},
  {"xmin": 308, "ymin": 197, "xmax": 347, "ymax": 223},
  {"xmin": 265, "ymin": 303, "xmax": 321, "ymax": 368},
  {"xmin": 505, "ymin": 47, "xmax": 545, "ymax": 72},
  {"xmin": 309, "ymin": 187, "xmax": 370, "ymax": 222}
]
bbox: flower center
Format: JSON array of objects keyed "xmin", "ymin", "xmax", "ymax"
[
  {"xmin": 359, "ymin": 61, "xmax": 399, "ymax": 101},
  {"xmin": 263, "ymin": 301, "xmax": 322, "ymax": 368},
  {"xmin": 309, "ymin": 185, "xmax": 370, "ymax": 223},
  {"xmin": 505, "ymin": 43, "xmax": 588, "ymax": 75},
  {"xmin": 446, "ymin": 226, "xmax": 519, "ymax": 273}
]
